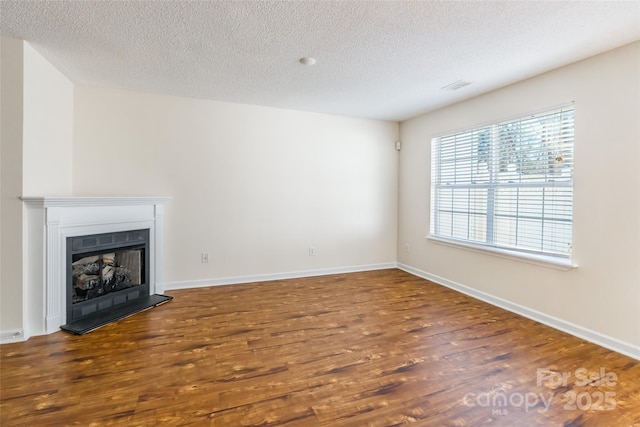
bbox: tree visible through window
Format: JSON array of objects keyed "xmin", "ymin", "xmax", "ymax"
[{"xmin": 430, "ymin": 105, "xmax": 575, "ymax": 258}]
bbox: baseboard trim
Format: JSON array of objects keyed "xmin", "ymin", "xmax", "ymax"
[
  {"xmin": 398, "ymin": 263, "xmax": 640, "ymax": 361},
  {"xmin": 164, "ymin": 262, "xmax": 398, "ymax": 291},
  {"xmin": 0, "ymin": 329, "xmax": 27, "ymax": 345}
]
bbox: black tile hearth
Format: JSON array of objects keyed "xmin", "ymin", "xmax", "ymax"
[{"xmin": 60, "ymin": 294, "xmax": 173, "ymax": 335}]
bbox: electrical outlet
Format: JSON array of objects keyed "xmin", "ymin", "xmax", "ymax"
[
  {"xmin": 201, "ymin": 253, "xmax": 209, "ymax": 263},
  {"xmin": 405, "ymin": 243, "xmax": 410, "ymax": 252},
  {"xmin": 309, "ymin": 247, "xmax": 316, "ymax": 256}
]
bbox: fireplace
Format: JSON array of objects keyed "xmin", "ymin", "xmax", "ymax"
[{"xmin": 20, "ymin": 197, "xmax": 171, "ymax": 339}]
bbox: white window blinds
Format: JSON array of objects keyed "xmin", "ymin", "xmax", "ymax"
[{"xmin": 430, "ymin": 105, "xmax": 575, "ymax": 258}]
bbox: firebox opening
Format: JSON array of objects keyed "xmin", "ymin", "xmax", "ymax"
[{"xmin": 71, "ymin": 247, "xmax": 145, "ymax": 304}]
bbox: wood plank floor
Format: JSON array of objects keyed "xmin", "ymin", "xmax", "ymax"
[{"xmin": 1, "ymin": 269, "xmax": 639, "ymax": 426}]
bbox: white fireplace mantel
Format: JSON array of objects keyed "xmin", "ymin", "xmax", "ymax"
[{"xmin": 22, "ymin": 196, "xmax": 170, "ymax": 338}]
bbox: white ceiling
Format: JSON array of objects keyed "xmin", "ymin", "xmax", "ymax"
[{"xmin": 1, "ymin": 1, "xmax": 639, "ymax": 122}]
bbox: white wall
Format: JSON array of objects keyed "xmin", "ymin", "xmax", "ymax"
[
  {"xmin": 398, "ymin": 42, "xmax": 640, "ymax": 351},
  {"xmin": 22, "ymin": 42, "xmax": 74, "ymax": 196},
  {"xmin": 0, "ymin": 39, "xmax": 74, "ymax": 338},
  {"xmin": 0, "ymin": 38, "xmax": 25, "ymax": 334},
  {"xmin": 73, "ymin": 88, "xmax": 399, "ymax": 285}
]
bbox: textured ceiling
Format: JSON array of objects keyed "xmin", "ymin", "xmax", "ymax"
[{"xmin": 1, "ymin": 1, "xmax": 639, "ymax": 121}]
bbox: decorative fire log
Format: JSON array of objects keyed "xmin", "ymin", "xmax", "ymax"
[
  {"xmin": 102, "ymin": 253, "xmax": 116, "ymax": 265},
  {"xmin": 73, "ymin": 273, "xmax": 99, "ymax": 290},
  {"xmin": 72, "ymin": 255, "xmax": 98, "ymax": 266}
]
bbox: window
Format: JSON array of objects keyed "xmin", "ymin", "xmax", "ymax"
[{"xmin": 430, "ymin": 105, "xmax": 575, "ymax": 263}]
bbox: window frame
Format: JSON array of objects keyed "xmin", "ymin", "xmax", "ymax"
[{"xmin": 428, "ymin": 104, "xmax": 577, "ymax": 270}]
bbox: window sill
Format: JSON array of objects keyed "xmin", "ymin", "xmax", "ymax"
[{"xmin": 426, "ymin": 235, "xmax": 577, "ymax": 271}]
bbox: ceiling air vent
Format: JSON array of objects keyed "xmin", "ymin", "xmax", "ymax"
[{"xmin": 441, "ymin": 80, "xmax": 471, "ymax": 91}]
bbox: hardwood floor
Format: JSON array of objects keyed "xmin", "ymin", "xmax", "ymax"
[{"xmin": 1, "ymin": 269, "xmax": 639, "ymax": 426}]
